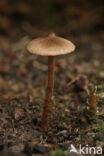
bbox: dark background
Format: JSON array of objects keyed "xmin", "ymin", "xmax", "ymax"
[
  {"xmin": 0, "ymin": 0, "xmax": 104, "ymax": 60},
  {"xmin": 0, "ymin": 0, "xmax": 104, "ymax": 155}
]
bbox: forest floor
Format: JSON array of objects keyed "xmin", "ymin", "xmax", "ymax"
[{"xmin": 0, "ymin": 0, "xmax": 104, "ymax": 155}]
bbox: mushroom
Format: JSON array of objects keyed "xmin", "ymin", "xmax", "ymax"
[{"xmin": 27, "ymin": 33, "xmax": 75, "ymax": 132}]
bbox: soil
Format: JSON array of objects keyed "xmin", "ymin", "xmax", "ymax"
[{"xmin": 0, "ymin": 0, "xmax": 104, "ymax": 155}]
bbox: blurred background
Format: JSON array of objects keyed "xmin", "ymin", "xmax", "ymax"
[
  {"xmin": 0, "ymin": 0, "xmax": 104, "ymax": 155},
  {"xmin": 0, "ymin": 0, "xmax": 104, "ymax": 98}
]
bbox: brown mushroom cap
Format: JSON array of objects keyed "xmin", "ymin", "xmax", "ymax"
[{"xmin": 27, "ymin": 33, "xmax": 75, "ymax": 56}]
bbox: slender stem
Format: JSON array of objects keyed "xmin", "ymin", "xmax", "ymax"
[{"xmin": 42, "ymin": 56, "xmax": 55, "ymax": 132}]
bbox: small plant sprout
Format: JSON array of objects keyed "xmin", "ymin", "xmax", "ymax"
[
  {"xmin": 27, "ymin": 33, "xmax": 75, "ymax": 132},
  {"xmin": 101, "ymin": 122, "xmax": 104, "ymax": 131},
  {"xmin": 89, "ymin": 87, "xmax": 100, "ymax": 110},
  {"xmin": 50, "ymin": 149, "xmax": 65, "ymax": 156}
]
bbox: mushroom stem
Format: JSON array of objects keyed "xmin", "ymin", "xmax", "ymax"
[{"xmin": 42, "ymin": 56, "xmax": 55, "ymax": 132}]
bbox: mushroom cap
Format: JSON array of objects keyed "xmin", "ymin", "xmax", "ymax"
[{"xmin": 27, "ymin": 33, "xmax": 75, "ymax": 56}]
